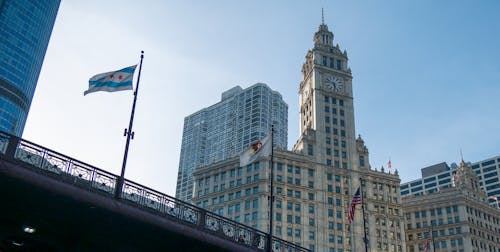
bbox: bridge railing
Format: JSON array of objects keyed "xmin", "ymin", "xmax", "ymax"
[{"xmin": 0, "ymin": 131, "xmax": 308, "ymax": 252}]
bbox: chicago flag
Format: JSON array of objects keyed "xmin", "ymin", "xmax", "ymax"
[{"xmin": 84, "ymin": 65, "xmax": 137, "ymax": 95}]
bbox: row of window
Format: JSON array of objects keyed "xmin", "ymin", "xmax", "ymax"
[
  {"xmin": 197, "ymin": 163, "xmax": 261, "ymax": 187},
  {"xmin": 324, "ymin": 106, "xmax": 345, "ymax": 116},
  {"xmin": 406, "ymin": 205, "xmax": 458, "ymax": 220},
  {"xmin": 413, "ymin": 238, "xmax": 463, "ymax": 251},
  {"xmin": 325, "ymin": 126, "xmax": 346, "ymax": 137},
  {"xmin": 227, "ymin": 199, "xmax": 259, "ymax": 215},
  {"xmin": 321, "ymin": 56, "xmax": 343, "ymax": 71},
  {"xmin": 408, "ymin": 216, "xmax": 461, "ymax": 230},
  {"xmin": 324, "ymin": 116, "xmax": 346, "ymax": 127},
  {"xmin": 324, "ymin": 96, "xmax": 345, "ymax": 106},
  {"xmin": 325, "ymin": 137, "xmax": 347, "ymax": 148},
  {"xmin": 466, "ymin": 206, "xmax": 499, "ymax": 224},
  {"xmin": 196, "ymin": 186, "xmax": 260, "ymax": 206},
  {"xmin": 197, "ymin": 176, "xmax": 260, "ymax": 196}
]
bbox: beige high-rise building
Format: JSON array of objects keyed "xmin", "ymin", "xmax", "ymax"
[
  {"xmin": 193, "ymin": 19, "xmax": 406, "ymax": 252},
  {"xmin": 402, "ymin": 161, "xmax": 500, "ymax": 252}
]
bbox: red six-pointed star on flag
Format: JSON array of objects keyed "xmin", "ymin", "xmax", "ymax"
[{"xmin": 118, "ymin": 75, "xmax": 123, "ymax": 80}]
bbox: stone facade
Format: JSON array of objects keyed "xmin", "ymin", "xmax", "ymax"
[
  {"xmin": 402, "ymin": 161, "xmax": 500, "ymax": 252},
  {"xmin": 192, "ymin": 20, "xmax": 406, "ymax": 252}
]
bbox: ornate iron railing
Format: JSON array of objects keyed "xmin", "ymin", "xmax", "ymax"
[{"xmin": 0, "ymin": 131, "xmax": 308, "ymax": 252}]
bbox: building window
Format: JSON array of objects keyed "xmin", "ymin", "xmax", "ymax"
[
  {"xmin": 330, "ymin": 58, "xmax": 334, "ymax": 68},
  {"xmin": 276, "ymin": 200, "xmax": 282, "ymax": 209},
  {"xmin": 322, "ymin": 56, "xmax": 327, "ymax": 66},
  {"xmin": 253, "ymin": 186, "xmax": 259, "ymax": 194},
  {"xmin": 336, "ymin": 59, "xmax": 341, "ymax": 70},
  {"xmin": 276, "ymin": 226, "xmax": 282, "ymax": 235},
  {"xmin": 328, "ymin": 185, "xmax": 333, "ymax": 192},
  {"xmin": 308, "ymin": 169, "xmax": 314, "ymax": 177},
  {"xmin": 308, "ymin": 144, "xmax": 313, "ymax": 155},
  {"xmin": 295, "ymin": 203, "xmax": 301, "ymax": 212},
  {"xmin": 295, "ymin": 191, "xmax": 301, "ymax": 198},
  {"xmin": 276, "ymin": 213, "xmax": 282, "ymax": 221}
]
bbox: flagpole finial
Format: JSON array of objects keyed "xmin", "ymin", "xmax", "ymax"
[{"xmin": 141, "ymin": 50, "xmax": 144, "ymax": 58}]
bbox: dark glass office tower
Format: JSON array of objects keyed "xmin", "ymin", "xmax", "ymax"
[{"xmin": 0, "ymin": 0, "xmax": 60, "ymax": 136}]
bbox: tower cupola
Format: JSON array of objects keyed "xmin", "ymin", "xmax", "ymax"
[{"xmin": 313, "ymin": 9, "xmax": 334, "ymax": 46}]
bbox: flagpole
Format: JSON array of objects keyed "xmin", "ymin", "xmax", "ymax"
[
  {"xmin": 267, "ymin": 125, "xmax": 275, "ymax": 252},
  {"xmin": 431, "ymin": 226, "xmax": 436, "ymax": 252},
  {"xmin": 115, "ymin": 50, "xmax": 144, "ymax": 198},
  {"xmin": 360, "ymin": 178, "xmax": 368, "ymax": 252}
]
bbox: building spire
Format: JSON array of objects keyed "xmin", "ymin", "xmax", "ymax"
[{"xmin": 322, "ymin": 8, "xmax": 325, "ymax": 25}]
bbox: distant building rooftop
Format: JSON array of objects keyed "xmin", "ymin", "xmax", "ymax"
[{"xmin": 421, "ymin": 162, "xmax": 450, "ymax": 177}]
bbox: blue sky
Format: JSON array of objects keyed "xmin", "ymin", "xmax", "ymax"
[{"xmin": 24, "ymin": 1, "xmax": 500, "ymax": 196}]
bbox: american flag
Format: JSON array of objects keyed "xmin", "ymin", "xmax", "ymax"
[
  {"xmin": 347, "ymin": 187, "xmax": 362, "ymax": 224},
  {"xmin": 489, "ymin": 195, "xmax": 498, "ymax": 201},
  {"xmin": 387, "ymin": 160, "xmax": 392, "ymax": 170},
  {"xmin": 424, "ymin": 231, "xmax": 432, "ymax": 252}
]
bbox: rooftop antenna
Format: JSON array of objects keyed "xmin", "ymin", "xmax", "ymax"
[
  {"xmin": 322, "ymin": 8, "xmax": 325, "ymax": 24},
  {"xmin": 460, "ymin": 148, "xmax": 464, "ymax": 162}
]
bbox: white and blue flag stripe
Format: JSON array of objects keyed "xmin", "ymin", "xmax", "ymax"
[{"xmin": 84, "ymin": 65, "xmax": 137, "ymax": 95}]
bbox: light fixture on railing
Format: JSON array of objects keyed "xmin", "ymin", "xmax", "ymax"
[
  {"xmin": 11, "ymin": 241, "xmax": 24, "ymax": 246},
  {"xmin": 22, "ymin": 225, "xmax": 36, "ymax": 234}
]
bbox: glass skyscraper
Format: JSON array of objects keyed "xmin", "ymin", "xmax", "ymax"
[
  {"xmin": 0, "ymin": 0, "xmax": 60, "ymax": 136},
  {"xmin": 176, "ymin": 83, "xmax": 288, "ymax": 202}
]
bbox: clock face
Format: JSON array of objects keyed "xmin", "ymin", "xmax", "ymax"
[{"xmin": 324, "ymin": 75, "xmax": 344, "ymax": 93}]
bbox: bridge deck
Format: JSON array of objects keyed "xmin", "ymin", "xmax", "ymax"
[{"xmin": 0, "ymin": 132, "xmax": 308, "ymax": 252}]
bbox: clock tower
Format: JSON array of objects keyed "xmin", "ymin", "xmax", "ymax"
[{"xmin": 295, "ymin": 20, "xmax": 361, "ymax": 171}]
